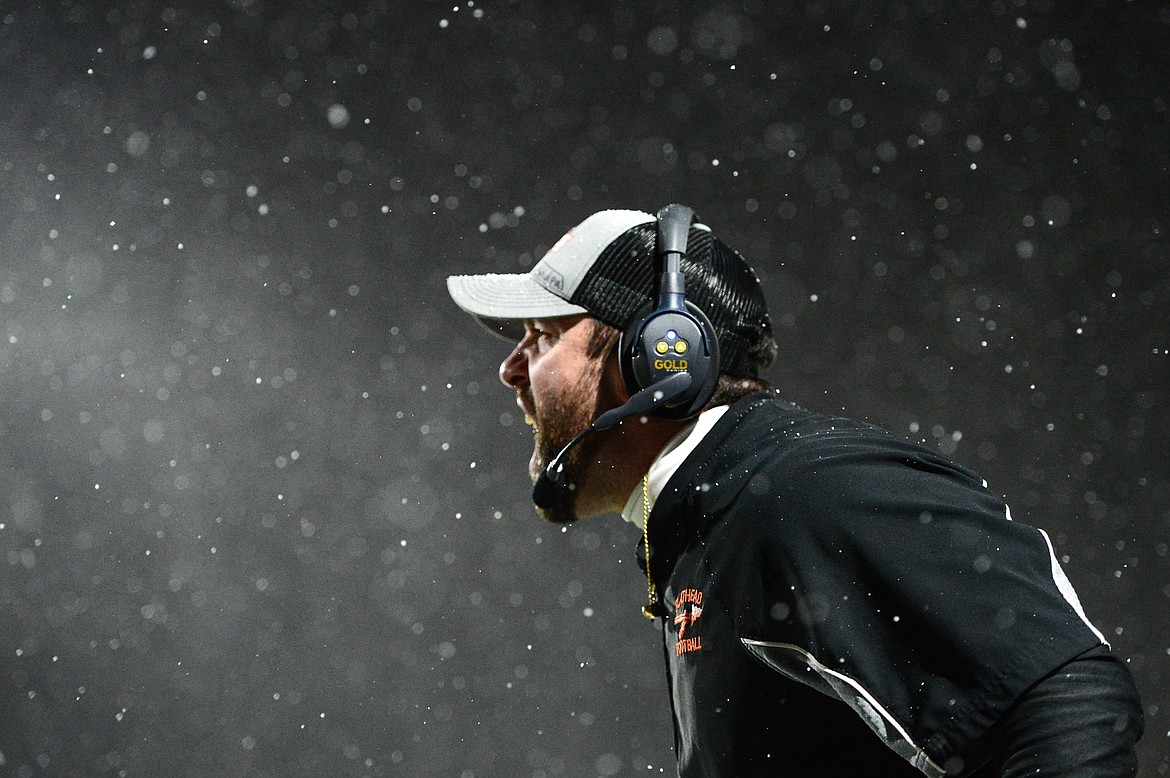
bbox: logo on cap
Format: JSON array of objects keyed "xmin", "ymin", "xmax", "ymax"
[
  {"xmin": 547, "ymin": 230, "xmax": 574, "ymax": 255},
  {"xmin": 535, "ymin": 265, "xmax": 566, "ymax": 293}
]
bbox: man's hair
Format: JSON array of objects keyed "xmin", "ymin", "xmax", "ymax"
[{"xmin": 586, "ymin": 319, "xmax": 776, "ymax": 407}]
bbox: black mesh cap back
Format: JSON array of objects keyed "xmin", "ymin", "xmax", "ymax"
[{"xmin": 568, "ymin": 222, "xmax": 772, "ymax": 378}]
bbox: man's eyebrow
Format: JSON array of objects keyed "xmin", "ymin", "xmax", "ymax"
[{"xmin": 530, "ymin": 315, "xmax": 581, "ymax": 333}]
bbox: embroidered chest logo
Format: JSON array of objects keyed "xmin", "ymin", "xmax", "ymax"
[{"xmin": 674, "ymin": 588, "xmax": 705, "ymax": 655}]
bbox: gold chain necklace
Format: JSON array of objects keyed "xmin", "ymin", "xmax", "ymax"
[{"xmin": 641, "ymin": 473, "xmax": 660, "ymax": 619}]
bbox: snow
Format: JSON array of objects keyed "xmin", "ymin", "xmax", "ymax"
[{"xmin": 0, "ymin": 2, "xmax": 1166, "ymax": 775}]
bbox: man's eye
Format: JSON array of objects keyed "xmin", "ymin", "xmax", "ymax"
[{"xmin": 526, "ymin": 323, "xmax": 559, "ymax": 346}]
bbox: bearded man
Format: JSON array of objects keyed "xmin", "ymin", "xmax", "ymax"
[{"xmin": 446, "ymin": 207, "xmax": 1144, "ymax": 777}]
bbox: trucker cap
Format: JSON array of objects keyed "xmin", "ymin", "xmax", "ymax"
[{"xmin": 446, "ymin": 208, "xmax": 771, "ymax": 377}]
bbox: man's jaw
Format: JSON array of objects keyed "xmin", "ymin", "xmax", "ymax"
[{"xmin": 515, "ymin": 386, "xmax": 613, "ymax": 523}]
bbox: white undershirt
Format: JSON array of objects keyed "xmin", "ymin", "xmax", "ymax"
[{"xmin": 619, "ymin": 404, "xmax": 731, "ymax": 526}]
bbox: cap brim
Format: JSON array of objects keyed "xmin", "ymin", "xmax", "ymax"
[{"xmin": 446, "ymin": 273, "xmax": 588, "ymax": 342}]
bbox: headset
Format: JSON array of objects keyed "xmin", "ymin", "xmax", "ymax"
[
  {"xmin": 532, "ymin": 204, "xmax": 721, "ymax": 509},
  {"xmin": 617, "ymin": 203, "xmax": 720, "ymax": 420}
]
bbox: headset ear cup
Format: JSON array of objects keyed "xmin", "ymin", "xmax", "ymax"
[
  {"xmin": 674, "ymin": 301, "xmax": 720, "ymax": 417},
  {"xmin": 618, "ymin": 302, "xmax": 656, "ymax": 398},
  {"xmin": 617, "ymin": 302, "xmax": 720, "ymax": 419}
]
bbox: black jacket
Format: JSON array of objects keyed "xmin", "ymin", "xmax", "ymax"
[{"xmin": 641, "ymin": 393, "xmax": 1106, "ymax": 776}]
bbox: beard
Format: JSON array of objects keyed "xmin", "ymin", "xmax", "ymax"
[{"xmin": 524, "ymin": 362, "xmax": 613, "ymax": 525}]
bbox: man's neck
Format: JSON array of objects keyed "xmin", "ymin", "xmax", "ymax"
[
  {"xmin": 579, "ymin": 416, "xmax": 691, "ymax": 517},
  {"xmin": 619, "ymin": 405, "xmax": 731, "ymax": 524}
]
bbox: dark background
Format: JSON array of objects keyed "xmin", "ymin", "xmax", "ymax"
[{"xmin": 1, "ymin": 1, "xmax": 1167, "ymax": 775}]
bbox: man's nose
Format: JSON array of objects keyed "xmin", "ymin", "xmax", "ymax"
[{"xmin": 499, "ymin": 343, "xmax": 529, "ymax": 389}]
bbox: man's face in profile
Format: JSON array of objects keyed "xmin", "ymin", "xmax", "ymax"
[{"xmin": 498, "ymin": 315, "xmax": 620, "ymax": 524}]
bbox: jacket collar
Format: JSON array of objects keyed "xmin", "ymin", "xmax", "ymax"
[{"xmin": 637, "ymin": 391, "xmax": 780, "ymax": 588}]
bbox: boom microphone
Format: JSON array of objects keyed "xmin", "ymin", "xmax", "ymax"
[{"xmin": 531, "ymin": 372, "xmax": 693, "ymax": 510}]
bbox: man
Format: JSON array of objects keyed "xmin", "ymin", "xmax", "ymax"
[{"xmin": 446, "ymin": 207, "xmax": 1144, "ymax": 776}]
